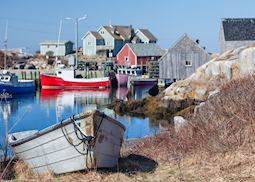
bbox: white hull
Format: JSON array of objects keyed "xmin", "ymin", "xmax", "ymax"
[{"xmin": 9, "ymin": 110, "xmax": 125, "ymax": 174}]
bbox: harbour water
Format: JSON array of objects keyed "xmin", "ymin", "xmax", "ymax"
[{"xmin": 0, "ymin": 85, "xmax": 160, "ymax": 154}]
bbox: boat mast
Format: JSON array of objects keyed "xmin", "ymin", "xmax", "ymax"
[
  {"xmin": 4, "ymin": 20, "xmax": 8, "ymax": 70},
  {"xmin": 0, "ymin": 93, "xmax": 11, "ymax": 165},
  {"xmin": 55, "ymin": 20, "xmax": 62, "ymax": 68}
]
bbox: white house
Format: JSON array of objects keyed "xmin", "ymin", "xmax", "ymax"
[
  {"xmin": 40, "ymin": 40, "xmax": 73, "ymax": 56},
  {"xmin": 132, "ymin": 29, "xmax": 157, "ymax": 44},
  {"xmin": 81, "ymin": 31, "xmax": 105, "ymax": 56}
]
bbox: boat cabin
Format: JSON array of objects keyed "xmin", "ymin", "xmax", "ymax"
[
  {"xmin": 0, "ymin": 73, "xmax": 18, "ymax": 84},
  {"xmin": 117, "ymin": 68, "xmax": 143, "ymax": 76},
  {"xmin": 56, "ymin": 69, "xmax": 76, "ymax": 79}
]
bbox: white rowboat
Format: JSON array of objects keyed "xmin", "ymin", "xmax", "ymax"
[{"xmin": 8, "ymin": 110, "xmax": 125, "ymax": 174}]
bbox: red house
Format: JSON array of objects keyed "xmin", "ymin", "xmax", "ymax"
[{"xmin": 116, "ymin": 43, "xmax": 164, "ymax": 71}]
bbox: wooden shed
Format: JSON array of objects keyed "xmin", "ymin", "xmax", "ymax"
[
  {"xmin": 220, "ymin": 18, "xmax": 255, "ymax": 53},
  {"xmin": 116, "ymin": 43, "xmax": 164, "ymax": 72},
  {"xmin": 159, "ymin": 34, "xmax": 211, "ymax": 85}
]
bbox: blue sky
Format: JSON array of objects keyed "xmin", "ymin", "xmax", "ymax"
[{"xmin": 0, "ymin": 0, "xmax": 255, "ymax": 53}]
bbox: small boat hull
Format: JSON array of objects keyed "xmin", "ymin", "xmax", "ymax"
[
  {"xmin": 0, "ymin": 81, "xmax": 35, "ymax": 94},
  {"xmin": 116, "ymin": 74, "xmax": 129, "ymax": 87},
  {"xmin": 40, "ymin": 74, "xmax": 111, "ymax": 89},
  {"xmin": 130, "ymin": 78, "xmax": 158, "ymax": 86},
  {"xmin": 9, "ymin": 110, "xmax": 125, "ymax": 174}
]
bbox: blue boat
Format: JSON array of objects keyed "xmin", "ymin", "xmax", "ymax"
[{"xmin": 0, "ymin": 72, "xmax": 35, "ymax": 94}]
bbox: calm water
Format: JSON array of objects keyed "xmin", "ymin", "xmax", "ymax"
[{"xmin": 0, "ymin": 85, "xmax": 159, "ymax": 152}]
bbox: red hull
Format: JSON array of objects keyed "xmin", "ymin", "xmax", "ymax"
[{"xmin": 40, "ymin": 74, "xmax": 111, "ymax": 89}]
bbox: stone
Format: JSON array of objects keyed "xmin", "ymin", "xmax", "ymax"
[
  {"xmin": 174, "ymin": 116, "xmax": 186, "ymax": 132},
  {"xmin": 163, "ymin": 46, "xmax": 255, "ymax": 101}
]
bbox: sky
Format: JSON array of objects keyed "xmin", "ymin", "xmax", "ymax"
[{"xmin": 0, "ymin": 0, "xmax": 255, "ymax": 53}]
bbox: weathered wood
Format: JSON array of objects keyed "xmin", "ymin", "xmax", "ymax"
[
  {"xmin": 159, "ymin": 34, "xmax": 211, "ymax": 82},
  {"xmin": 9, "ymin": 110, "xmax": 125, "ymax": 174}
]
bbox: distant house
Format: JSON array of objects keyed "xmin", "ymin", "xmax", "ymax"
[
  {"xmin": 159, "ymin": 34, "xmax": 211, "ymax": 83},
  {"xmin": 40, "ymin": 40, "xmax": 73, "ymax": 56},
  {"xmin": 132, "ymin": 29, "xmax": 157, "ymax": 44},
  {"xmin": 82, "ymin": 25, "xmax": 134, "ymax": 57},
  {"xmin": 220, "ymin": 18, "xmax": 255, "ymax": 53},
  {"xmin": 81, "ymin": 31, "xmax": 105, "ymax": 56},
  {"xmin": 116, "ymin": 43, "xmax": 164, "ymax": 72}
]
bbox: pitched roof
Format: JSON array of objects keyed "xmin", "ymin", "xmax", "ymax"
[
  {"xmin": 127, "ymin": 43, "xmax": 164, "ymax": 57},
  {"xmin": 137, "ymin": 29, "xmax": 157, "ymax": 42},
  {"xmin": 40, "ymin": 40, "xmax": 73, "ymax": 45},
  {"xmin": 222, "ymin": 18, "xmax": 255, "ymax": 41},
  {"xmin": 90, "ymin": 31, "xmax": 104, "ymax": 39},
  {"xmin": 159, "ymin": 34, "xmax": 210, "ymax": 62},
  {"xmin": 103, "ymin": 25, "xmax": 134, "ymax": 40}
]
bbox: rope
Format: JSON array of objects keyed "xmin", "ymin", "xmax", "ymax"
[{"xmin": 60, "ymin": 113, "xmax": 105, "ymax": 169}]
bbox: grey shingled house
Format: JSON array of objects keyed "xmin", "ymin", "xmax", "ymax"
[{"xmin": 220, "ymin": 18, "xmax": 255, "ymax": 53}]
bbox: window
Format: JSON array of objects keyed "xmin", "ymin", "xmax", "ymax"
[
  {"xmin": 101, "ymin": 31, "xmax": 104, "ymax": 34},
  {"xmin": 55, "ymin": 45, "xmax": 58, "ymax": 48},
  {"xmin": 88, "ymin": 42, "xmax": 91, "ymax": 45},
  {"xmin": 124, "ymin": 56, "xmax": 129, "ymax": 62},
  {"xmin": 185, "ymin": 60, "xmax": 192, "ymax": 66},
  {"xmin": 58, "ymin": 71, "xmax": 62, "ymax": 74},
  {"xmin": 47, "ymin": 45, "xmax": 49, "ymax": 48}
]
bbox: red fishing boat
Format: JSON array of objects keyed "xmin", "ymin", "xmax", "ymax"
[{"xmin": 40, "ymin": 69, "xmax": 110, "ymax": 89}]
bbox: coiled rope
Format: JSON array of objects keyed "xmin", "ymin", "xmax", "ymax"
[{"xmin": 60, "ymin": 113, "xmax": 105, "ymax": 169}]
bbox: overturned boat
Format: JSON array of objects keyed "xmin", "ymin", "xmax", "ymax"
[{"xmin": 8, "ymin": 110, "xmax": 125, "ymax": 174}]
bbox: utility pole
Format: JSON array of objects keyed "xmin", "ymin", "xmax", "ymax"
[
  {"xmin": 75, "ymin": 19, "xmax": 78, "ymax": 68},
  {"xmin": 65, "ymin": 15, "xmax": 87, "ymax": 69}
]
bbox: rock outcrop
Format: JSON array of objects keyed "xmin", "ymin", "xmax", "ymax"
[{"xmin": 163, "ymin": 46, "xmax": 255, "ymax": 101}]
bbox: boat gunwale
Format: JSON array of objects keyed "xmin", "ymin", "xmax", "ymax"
[{"xmin": 9, "ymin": 110, "xmax": 125, "ymax": 147}]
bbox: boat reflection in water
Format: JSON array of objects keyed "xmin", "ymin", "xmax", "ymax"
[
  {"xmin": 116, "ymin": 87, "xmax": 128, "ymax": 100},
  {"xmin": 40, "ymin": 88, "xmax": 111, "ymax": 122}
]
